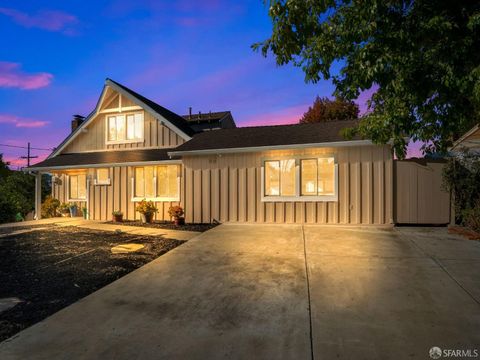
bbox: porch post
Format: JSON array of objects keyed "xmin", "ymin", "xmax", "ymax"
[{"xmin": 35, "ymin": 173, "xmax": 42, "ymax": 220}]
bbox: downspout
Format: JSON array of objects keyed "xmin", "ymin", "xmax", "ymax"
[{"xmin": 86, "ymin": 176, "xmax": 90, "ymax": 220}]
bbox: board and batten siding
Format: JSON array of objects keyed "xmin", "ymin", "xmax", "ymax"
[
  {"xmin": 52, "ymin": 167, "xmax": 183, "ymax": 222},
  {"xmin": 182, "ymin": 145, "xmax": 394, "ymax": 225},
  {"xmin": 63, "ymin": 111, "xmax": 185, "ymax": 153}
]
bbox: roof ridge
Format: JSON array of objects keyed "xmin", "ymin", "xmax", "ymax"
[{"xmin": 199, "ymin": 120, "xmax": 358, "ymax": 131}]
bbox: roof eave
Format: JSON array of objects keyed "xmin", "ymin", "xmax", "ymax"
[
  {"xmin": 25, "ymin": 159, "xmax": 182, "ymax": 172},
  {"xmin": 168, "ymin": 139, "xmax": 376, "ymax": 157}
]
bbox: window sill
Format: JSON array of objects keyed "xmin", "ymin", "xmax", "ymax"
[
  {"xmin": 67, "ymin": 198, "xmax": 87, "ymax": 202},
  {"xmin": 261, "ymin": 195, "xmax": 338, "ymax": 202},
  {"xmin": 131, "ymin": 197, "xmax": 180, "ymax": 202}
]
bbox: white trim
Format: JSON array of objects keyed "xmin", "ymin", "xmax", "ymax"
[
  {"xmin": 105, "ymin": 112, "xmax": 145, "ymax": 145},
  {"xmin": 450, "ymin": 123, "xmax": 480, "ymax": 150},
  {"xmin": 99, "ymin": 105, "xmax": 142, "ymax": 114},
  {"xmin": 168, "ymin": 140, "xmax": 374, "ymax": 157},
  {"xmin": 28, "ymin": 160, "xmax": 182, "ymax": 172},
  {"xmin": 260, "ymin": 156, "xmax": 339, "ymax": 203},
  {"xmin": 53, "ymin": 146, "xmax": 176, "ymax": 154},
  {"xmin": 49, "ymin": 80, "xmax": 192, "ymax": 158}
]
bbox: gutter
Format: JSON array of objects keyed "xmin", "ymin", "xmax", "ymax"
[{"xmin": 25, "ymin": 159, "xmax": 182, "ymax": 172}]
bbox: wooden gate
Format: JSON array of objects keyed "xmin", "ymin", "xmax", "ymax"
[{"xmin": 394, "ymin": 159, "xmax": 450, "ymax": 224}]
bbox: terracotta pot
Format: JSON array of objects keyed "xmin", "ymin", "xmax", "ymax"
[
  {"xmin": 174, "ymin": 217, "xmax": 185, "ymax": 226},
  {"xmin": 141, "ymin": 213, "xmax": 154, "ymax": 224},
  {"xmin": 113, "ymin": 214, "xmax": 123, "ymax": 222}
]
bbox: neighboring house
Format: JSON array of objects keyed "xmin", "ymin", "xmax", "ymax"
[
  {"xmin": 28, "ymin": 78, "xmax": 396, "ymax": 224},
  {"xmin": 450, "ymin": 123, "xmax": 480, "ymax": 153}
]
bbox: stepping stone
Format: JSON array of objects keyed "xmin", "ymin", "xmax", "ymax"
[
  {"xmin": 111, "ymin": 243, "xmax": 144, "ymax": 254},
  {"xmin": 0, "ymin": 298, "xmax": 22, "ymax": 313}
]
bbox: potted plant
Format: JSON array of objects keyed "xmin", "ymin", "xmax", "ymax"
[
  {"xmin": 59, "ymin": 203, "xmax": 71, "ymax": 217},
  {"xmin": 69, "ymin": 203, "xmax": 78, "ymax": 217},
  {"xmin": 82, "ymin": 207, "xmax": 88, "ymax": 219},
  {"xmin": 168, "ymin": 205, "xmax": 185, "ymax": 226},
  {"xmin": 135, "ymin": 199, "xmax": 158, "ymax": 224},
  {"xmin": 112, "ymin": 210, "xmax": 123, "ymax": 222}
]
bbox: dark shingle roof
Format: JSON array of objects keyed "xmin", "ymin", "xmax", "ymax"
[
  {"xmin": 171, "ymin": 120, "xmax": 362, "ymax": 153},
  {"xmin": 107, "ymin": 79, "xmax": 195, "ymax": 137},
  {"xmin": 28, "ymin": 149, "xmax": 172, "ymax": 169}
]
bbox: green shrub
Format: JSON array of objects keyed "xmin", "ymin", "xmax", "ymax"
[
  {"xmin": 42, "ymin": 196, "xmax": 60, "ymax": 218},
  {"xmin": 462, "ymin": 200, "xmax": 480, "ymax": 232}
]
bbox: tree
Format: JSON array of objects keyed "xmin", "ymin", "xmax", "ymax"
[
  {"xmin": 254, "ymin": 1, "xmax": 480, "ymax": 157},
  {"xmin": 300, "ymin": 96, "xmax": 359, "ymax": 124},
  {"xmin": 0, "ymin": 154, "xmax": 52, "ymax": 223}
]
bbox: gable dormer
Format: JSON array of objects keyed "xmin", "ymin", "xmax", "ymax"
[{"xmin": 52, "ymin": 79, "xmax": 195, "ymax": 156}]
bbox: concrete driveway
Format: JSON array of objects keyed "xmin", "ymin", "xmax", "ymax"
[{"xmin": 0, "ymin": 225, "xmax": 479, "ymax": 360}]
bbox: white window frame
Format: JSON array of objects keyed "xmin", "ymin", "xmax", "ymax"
[
  {"xmin": 105, "ymin": 111, "xmax": 144, "ymax": 145},
  {"xmin": 94, "ymin": 168, "xmax": 111, "ymax": 185},
  {"xmin": 131, "ymin": 165, "xmax": 181, "ymax": 202},
  {"xmin": 260, "ymin": 155, "xmax": 338, "ymax": 202},
  {"xmin": 67, "ymin": 173, "xmax": 87, "ymax": 201}
]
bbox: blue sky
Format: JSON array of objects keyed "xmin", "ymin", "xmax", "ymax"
[{"xmin": 0, "ymin": 0, "xmax": 419, "ymax": 167}]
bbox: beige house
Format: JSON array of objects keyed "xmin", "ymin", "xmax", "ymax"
[{"xmin": 28, "ymin": 79, "xmax": 401, "ymax": 225}]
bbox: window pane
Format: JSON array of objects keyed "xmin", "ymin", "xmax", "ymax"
[
  {"xmin": 144, "ymin": 166, "xmax": 155, "ymax": 198},
  {"xmin": 126, "ymin": 115, "xmax": 135, "ymax": 140},
  {"xmin": 116, "ymin": 115, "xmax": 126, "ymax": 140},
  {"xmin": 135, "ymin": 167, "xmax": 144, "ymax": 197},
  {"xmin": 108, "ymin": 116, "xmax": 116, "ymax": 141},
  {"xmin": 265, "ymin": 161, "xmax": 280, "ymax": 196},
  {"xmin": 157, "ymin": 165, "xmax": 178, "ymax": 198},
  {"xmin": 97, "ymin": 168, "xmax": 109, "ymax": 183},
  {"xmin": 280, "ymin": 159, "xmax": 296, "ymax": 196},
  {"xmin": 77, "ymin": 174, "xmax": 86, "ymax": 199},
  {"xmin": 301, "ymin": 159, "xmax": 317, "ymax": 195},
  {"xmin": 134, "ymin": 113, "xmax": 143, "ymax": 140},
  {"xmin": 69, "ymin": 175, "xmax": 78, "ymax": 199},
  {"xmin": 318, "ymin": 158, "xmax": 335, "ymax": 195}
]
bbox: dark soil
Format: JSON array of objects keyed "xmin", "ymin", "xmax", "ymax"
[
  {"xmin": 105, "ymin": 220, "xmax": 219, "ymax": 232},
  {"xmin": 0, "ymin": 226, "xmax": 184, "ymax": 342}
]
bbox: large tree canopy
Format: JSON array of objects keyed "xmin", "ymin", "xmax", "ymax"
[
  {"xmin": 254, "ymin": 1, "xmax": 480, "ymax": 157},
  {"xmin": 300, "ymin": 96, "xmax": 359, "ymax": 124}
]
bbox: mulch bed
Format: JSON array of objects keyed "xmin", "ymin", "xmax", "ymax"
[
  {"xmin": 0, "ymin": 226, "xmax": 185, "ymax": 342},
  {"xmin": 448, "ymin": 225, "xmax": 480, "ymax": 240},
  {"xmin": 104, "ymin": 220, "xmax": 219, "ymax": 232}
]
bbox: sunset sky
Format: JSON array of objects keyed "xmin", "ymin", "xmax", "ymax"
[{"xmin": 0, "ymin": 0, "xmax": 421, "ymax": 168}]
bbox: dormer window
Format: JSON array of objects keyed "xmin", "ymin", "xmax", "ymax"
[{"xmin": 106, "ymin": 112, "xmax": 144, "ymax": 144}]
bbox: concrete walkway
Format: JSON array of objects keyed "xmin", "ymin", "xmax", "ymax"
[
  {"xmin": 0, "ymin": 225, "xmax": 479, "ymax": 359},
  {"xmin": 0, "ymin": 218, "xmax": 199, "ymax": 241}
]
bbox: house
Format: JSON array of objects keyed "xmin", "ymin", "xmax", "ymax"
[{"xmin": 28, "ymin": 78, "xmax": 396, "ymax": 224}]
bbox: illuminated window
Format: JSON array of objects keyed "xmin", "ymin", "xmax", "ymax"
[
  {"xmin": 263, "ymin": 157, "xmax": 337, "ymax": 201},
  {"xmin": 69, "ymin": 174, "xmax": 86, "ymax": 200},
  {"xmin": 134, "ymin": 165, "xmax": 180, "ymax": 200},
  {"xmin": 107, "ymin": 113, "xmax": 143, "ymax": 143},
  {"xmin": 301, "ymin": 158, "xmax": 335, "ymax": 196},
  {"xmin": 95, "ymin": 168, "xmax": 110, "ymax": 185},
  {"xmin": 264, "ymin": 159, "xmax": 296, "ymax": 197}
]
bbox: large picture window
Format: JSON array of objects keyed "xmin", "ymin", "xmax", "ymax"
[
  {"xmin": 69, "ymin": 174, "xmax": 87, "ymax": 200},
  {"xmin": 107, "ymin": 113, "xmax": 143, "ymax": 143},
  {"xmin": 133, "ymin": 165, "xmax": 180, "ymax": 201},
  {"xmin": 262, "ymin": 157, "xmax": 337, "ymax": 201}
]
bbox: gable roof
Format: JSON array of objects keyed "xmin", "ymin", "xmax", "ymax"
[
  {"xmin": 28, "ymin": 149, "xmax": 175, "ymax": 171},
  {"xmin": 107, "ymin": 79, "xmax": 195, "ymax": 137},
  {"xmin": 169, "ymin": 120, "xmax": 368, "ymax": 155},
  {"xmin": 49, "ymin": 79, "xmax": 195, "ymax": 158}
]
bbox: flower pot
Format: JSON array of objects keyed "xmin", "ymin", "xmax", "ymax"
[
  {"xmin": 69, "ymin": 206, "xmax": 78, "ymax": 217},
  {"xmin": 82, "ymin": 208, "xmax": 88, "ymax": 219},
  {"xmin": 141, "ymin": 213, "xmax": 154, "ymax": 224},
  {"xmin": 174, "ymin": 217, "xmax": 185, "ymax": 226},
  {"xmin": 113, "ymin": 214, "xmax": 123, "ymax": 222}
]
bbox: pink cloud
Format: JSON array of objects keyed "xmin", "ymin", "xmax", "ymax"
[
  {"xmin": 239, "ymin": 104, "xmax": 309, "ymax": 127},
  {"xmin": 0, "ymin": 114, "xmax": 49, "ymax": 128},
  {"xmin": 0, "ymin": 62, "xmax": 53, "ymax": 90},
  {"xmin": 3, "ymin": 153, "xmax": 49, "ymax": 169},
  {"xmin": 0, "ymin": 7, "xmax": 78, "ymax": 34}
]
